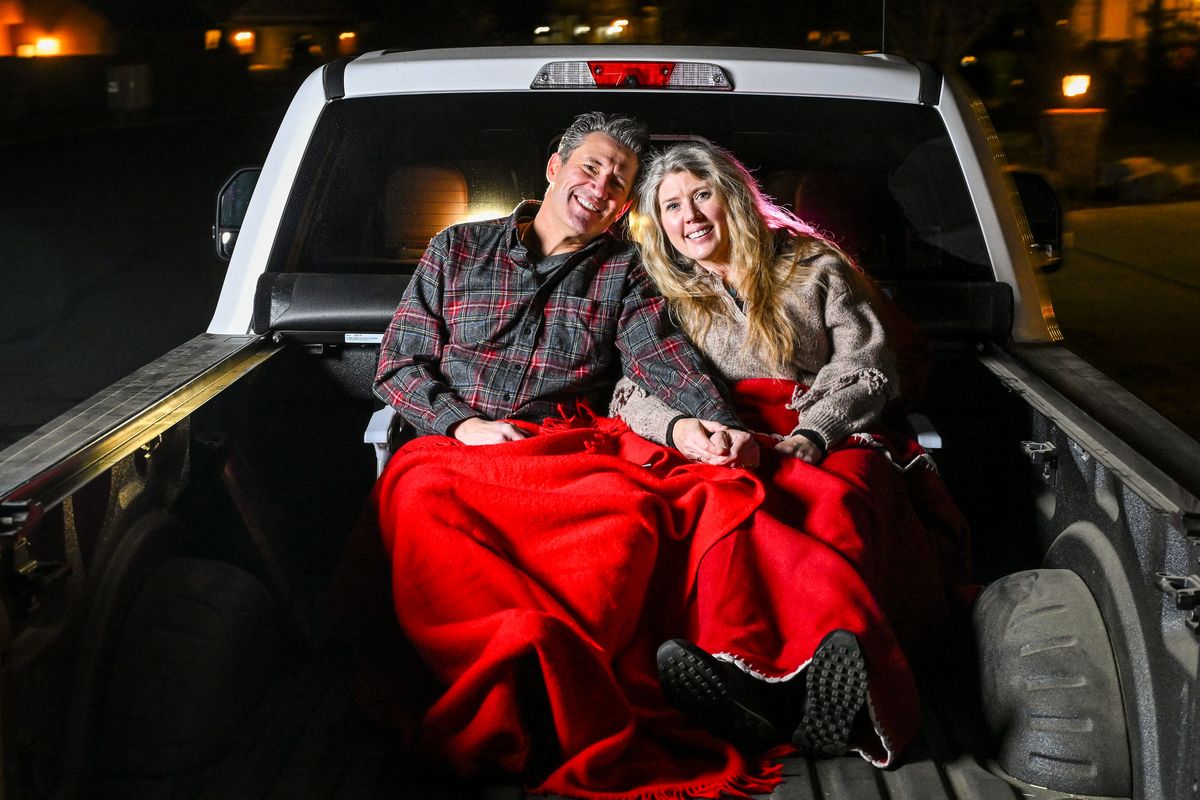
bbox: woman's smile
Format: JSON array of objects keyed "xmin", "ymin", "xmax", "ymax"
[{"xmin": 657, "ymin": 171, "xmax": 732, "ymax": 276}]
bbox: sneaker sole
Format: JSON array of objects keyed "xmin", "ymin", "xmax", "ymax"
[
  {"xmin": 793, "ymin": 629, "xmax": 868, "ymax": 756},
  {"xmin": 656, "ymin": 639, "xmax": 777, "ymax": 753}
]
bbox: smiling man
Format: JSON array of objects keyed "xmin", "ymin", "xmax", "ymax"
[{"xmin": 374, "ymin": 111, "xmax": 755, "ymax": 462}]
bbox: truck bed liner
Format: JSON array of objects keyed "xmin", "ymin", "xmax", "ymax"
[{"xmin": 88, "ymin": 643, "xmax": 1069, "ymax": 800}]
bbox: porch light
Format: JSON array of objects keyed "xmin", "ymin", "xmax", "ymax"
[{"xmin": 232, "ymin": 30, "xmax": 255, "ymax": 55}]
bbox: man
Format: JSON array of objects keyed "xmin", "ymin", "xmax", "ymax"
[{"xmin": 374, "ymin": 111, "xmax": 756, "ymax": 464}]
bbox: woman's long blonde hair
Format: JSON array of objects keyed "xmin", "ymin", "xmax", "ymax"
[{"xmin": 630, "ymin": 140, "xmax": 850, "ymax": 372}]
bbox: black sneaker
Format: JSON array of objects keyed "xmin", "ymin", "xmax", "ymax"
[
  {"xmin": 656, "ymin": 639, "xmax": 779, "ymax": 753},
  {"xmin": 792, "ymin": 629, "xmax": 869, "ymax": 757}
]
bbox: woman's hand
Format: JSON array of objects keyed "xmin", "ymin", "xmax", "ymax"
[
  {"xmin": 673, "ymin": 418, "xmax": 760, "ymax": 468},
  {"xmin": 774, "ymin": 433, "xmax": 824, "ymax": 464}
]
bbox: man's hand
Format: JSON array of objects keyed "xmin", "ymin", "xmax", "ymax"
[
  {"xmin": 451, "ymin": 417, "xmax": 530, "ymax": 445},
  {"xmin": 774, "ymin": 433, "xmax": 823, "ymax": 464},
  {"xmin": 673, "ymin": 418, "xmax": 760, "ymax": 468}
]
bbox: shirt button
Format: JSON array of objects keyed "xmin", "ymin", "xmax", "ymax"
[
  {"xmin": 524, "ymin": 326, "xmax": 535, "ymax": 336},
  {"xmin": 503, "ymin": 393, "xmax": 512, "ymax": 401}
]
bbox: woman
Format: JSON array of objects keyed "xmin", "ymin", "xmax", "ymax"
[{"xmin": 610, "ymin": 140, "xmax": 972, "ymax": 764}]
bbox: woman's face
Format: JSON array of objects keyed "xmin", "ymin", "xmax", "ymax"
[{"xmin": 656, "ymin": 170, "xmax": 732, "ymax": 277}]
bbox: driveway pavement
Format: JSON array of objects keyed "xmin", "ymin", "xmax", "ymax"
[{"xmin": 1047, "ymin": 201, "xmax": 1200, "ymax": 441}]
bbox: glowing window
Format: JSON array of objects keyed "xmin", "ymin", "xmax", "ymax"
[
  {"xmin": 232, "ymin": 30, "xmax": 255, "ymax": 55},
  {"xmin": 205, "ymin": 29, "xmax": 221, "ymax": 50},
  {"xmin": 35, "ymin": 37, "xmax": 61, "ymax": 55},
  {"xmin": 1062, "ymin": 74, "xmax": 1091, "ymax": 98}
]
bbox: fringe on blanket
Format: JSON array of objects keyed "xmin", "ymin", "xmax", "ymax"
[{"xmin": 529, "ymin": 745, "xmax": 791, "ymax": 800}]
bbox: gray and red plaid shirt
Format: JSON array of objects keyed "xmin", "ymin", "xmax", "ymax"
[{"xmin": 374, "ymin": 201, "xmax": 741, "ymax": 437}]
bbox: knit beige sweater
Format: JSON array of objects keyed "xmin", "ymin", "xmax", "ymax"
[{"xmin": 609, "ymin": 255, "xmax": 898, "ymax": 448}]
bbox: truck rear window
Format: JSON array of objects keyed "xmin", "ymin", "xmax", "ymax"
[{"xmin": 269, "ymin": 92, "xmax": 991, "ymax": 282}]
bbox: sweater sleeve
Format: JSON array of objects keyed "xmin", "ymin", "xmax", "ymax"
[
  {"xmin": 788, "ymin": 263, "xmax": 898, "ymax": 447},
  {"xmin": 608, "ymin": 376, "xmax": 683, "ymax": 445},
  {"xmin": 614, "ymin": 257, "xmax": 742, "ymax": 430}
]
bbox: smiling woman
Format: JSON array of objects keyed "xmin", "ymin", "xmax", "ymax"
[{"xmin": 656, "ymin": 170, "xmax": 732, "ymax": 275}]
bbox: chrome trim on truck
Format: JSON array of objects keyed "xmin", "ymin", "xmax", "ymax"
[{"xmin": 0, "ymin": 334, "xmax": 280, "ymax": 509}]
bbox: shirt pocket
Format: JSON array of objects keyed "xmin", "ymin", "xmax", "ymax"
[
  {"xmin": 442, "ymin": 291, "xmax": 510, "ymax": 349},
  {"xmin": 542, "ymin": 295, "xmax": 618, "ymax": 374}
]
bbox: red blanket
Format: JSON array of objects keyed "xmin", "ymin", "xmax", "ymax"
[
  {"xmin": 370, "ymin": 414, "xmax": 784, "ymax": 797},
  {"xmin": 350, "ymin": 387, "xmax": 970, "ymax": 798}
]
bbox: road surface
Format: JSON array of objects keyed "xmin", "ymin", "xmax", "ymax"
[{"xmin": 1048, "ymin": 201, "xmax": 1200, "ymax": 442}]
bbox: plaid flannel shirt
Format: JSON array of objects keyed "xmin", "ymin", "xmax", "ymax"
[{"xmin": 374, "ymin": 201, "xmax": 741, "ymax": 437}]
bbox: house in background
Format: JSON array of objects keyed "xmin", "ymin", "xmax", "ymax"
[
  {"xmin": 223, "ymin": 0, "xmax": 363, "ymax": 70},
  {"xmin": 532, "ymin": 0, "xmax": 662, "ymax": 45},
  {"xmin": 1, "ymin": 0, "xmax": 217, "ymax": 58},
  {"xmin": 0, "ymin": 0, "xmax": 110, "ymax": 57},
  {"xmin": 1070, "ymin": 0, "xmax": 1200, "ymax": 45},
  {"xmin": 1067, "ymin": 0, "xmax": 1200, "ymax": 96}
]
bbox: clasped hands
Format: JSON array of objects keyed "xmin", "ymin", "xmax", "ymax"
[
  {"xmin": 675, "ymin": 418, "xmax": 823, "ymax": 467},
  {"xmin": 672, "ymin": 418, "xmax": 758, "ymax": 468}
]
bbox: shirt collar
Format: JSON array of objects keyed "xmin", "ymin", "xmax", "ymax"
[{"xmin": 505, "ymin": 200, "xmax": 611, "ymax": 266}]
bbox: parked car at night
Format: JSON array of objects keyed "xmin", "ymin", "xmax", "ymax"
[{"xmin": 2, "ymin": 45, "xmax": 1198, "ymax": 800}]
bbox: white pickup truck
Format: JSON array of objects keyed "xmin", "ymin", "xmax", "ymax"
[{"xmin": 2, "ymin": 46, "xmax": 1199, "ymax": 800}]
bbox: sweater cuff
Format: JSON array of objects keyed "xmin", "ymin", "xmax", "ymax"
[
  {"xmin": 792, "ymin": 428, "xmax": 828, "ymax": 456},
  {"xmin": 665, "ymin": 415, "xmax": 688, "ymax": 449}
]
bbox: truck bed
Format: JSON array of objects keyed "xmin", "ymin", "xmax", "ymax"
[
  {"xmin": 2, "ymin": 335, "xmax": 1089, "ymax": 800},
  {"xmin": 0, "ymin": 336, "xmax": 1150, "ymax": 800},
  {"xmin": 81, "ymin": 635, "xmax": 1048, "ymax": 800}
]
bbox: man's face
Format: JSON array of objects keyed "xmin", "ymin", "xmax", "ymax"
[{"xmin": 542, "ymin": 132, "xmax": 639, "ymax": 247}]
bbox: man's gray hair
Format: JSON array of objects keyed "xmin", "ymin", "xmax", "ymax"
[{"xmin": 557, "ymin": 111, "xmax": 650, "ymax": 166}]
